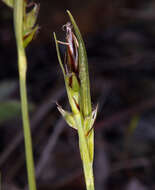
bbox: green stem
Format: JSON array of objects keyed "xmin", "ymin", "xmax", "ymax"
[
  {"xmin": 13, "ymin": 1, "xmax": 37, "ymax": 190},
  {"xmin": 74, "ymin": 114, "xmax": 95, "ymax": 190},
  {"xmin": 18, "ymin": 50, "xmax": 37, "ymax": 190}
]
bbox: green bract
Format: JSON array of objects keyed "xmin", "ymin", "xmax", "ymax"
[
  {"xmin": 3, "ymin": 0, "xmax": 39, "ymax": 48},
  {"xmin": 23, "ymin": 3, "xmax": 39, "ymax": 48}
]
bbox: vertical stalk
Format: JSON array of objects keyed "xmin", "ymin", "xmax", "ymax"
[
  {"xmin": 74, "ymin": 114, "xmax": 95, "ymax": 190},
  {"xmin": 13, "ymin": 1, "xmax": 37, "ymax": 190}
]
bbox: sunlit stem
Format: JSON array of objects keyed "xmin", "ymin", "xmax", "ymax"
[
  {"xmin": 74, "ymin": 114, "xmax": 95, "ymax": 190},
  {"xmin": 13, "ymin": 1, "xmax": 37, "ymax": 190}
]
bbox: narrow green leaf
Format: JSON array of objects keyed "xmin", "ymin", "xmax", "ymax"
[
  {"xmin": 53, "ymin": 33, "xmax": 66, "ymax": 76},
  {"xmin": 67, "ymin": 10, "xmax": 92, "ymax": 117},
  {"xmin": 67, "ymin": 10, "xmax": 95, "ymax": 163}
]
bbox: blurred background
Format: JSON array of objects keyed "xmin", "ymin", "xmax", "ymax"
[{"xmin": 0, "ymin": 0, "xmax": 155, "ymax": 189}]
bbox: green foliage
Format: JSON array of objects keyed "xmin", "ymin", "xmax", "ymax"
[{"xmin": 0, "ymin": 100, "xmax": 34, "ymax": 124}]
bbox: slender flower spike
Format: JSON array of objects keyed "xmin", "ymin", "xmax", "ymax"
[
  {"xmin": 54, "ymin": 11, "xmax": 97, "ymax": 190},
  {"xmin": 54, "ymin": 11, "xmax": 98, "ymax": 160}
]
